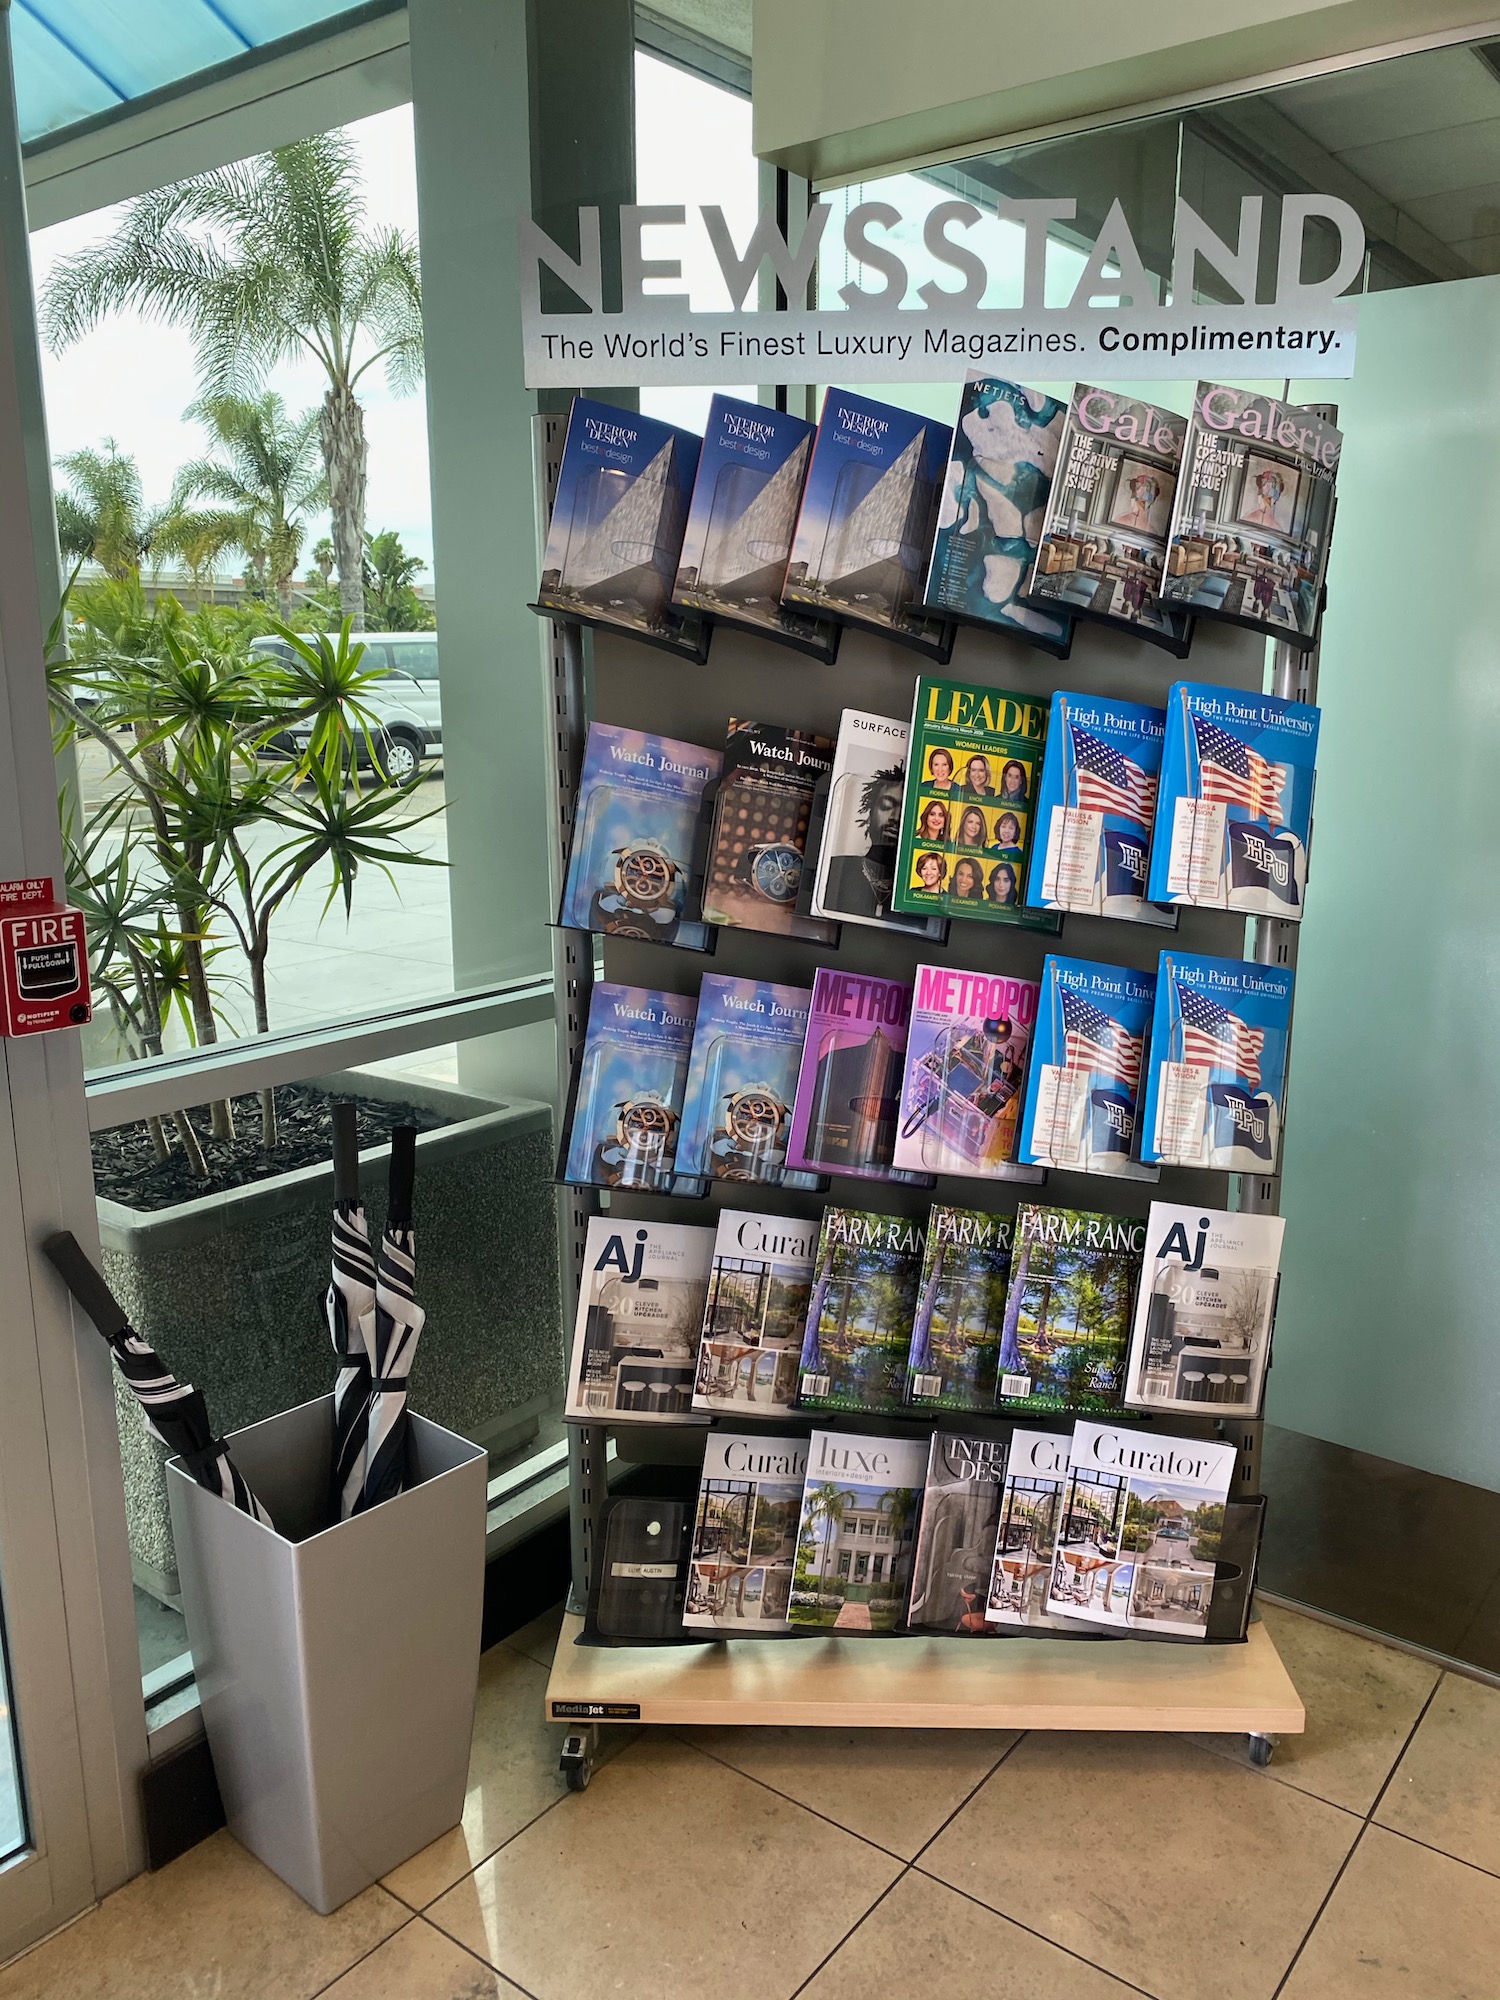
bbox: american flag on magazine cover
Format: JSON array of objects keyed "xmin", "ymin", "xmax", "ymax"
[
  {"xmin": 1061, "ymin": 987, "xmax": 1143, "ymax": 1090},
  {"xmin": 1072, "ymin": 725, "xmax": 1156, "ymax": 826},
  {"xmin": 1192, "ymin": 714, "xmax": 1286, "ymax": 822},
  {"xmin": 1176, "ymin": 981, "xmax": 1265, "ymax": 1090}
]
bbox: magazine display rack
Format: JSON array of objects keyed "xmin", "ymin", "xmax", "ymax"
[{"xmin": 535, "ymin": 402, "xmax": 1325, "ymax": 1789}]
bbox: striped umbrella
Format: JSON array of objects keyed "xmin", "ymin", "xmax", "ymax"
[
  {"xmin": 42, "ymin": 1231, "xmax": 272, "ymax": 1526},
  {"xmin": 326, "ymin": 1102, "xmax": 377, "ymax": 1523},
  {"xmin": 355, "ymin": 1125, "xmax": 425, "ymax": 1513}
]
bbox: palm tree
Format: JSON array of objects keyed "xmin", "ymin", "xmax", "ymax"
[
  {"xmin": 362, "ymin": 529, "xmax": 431, "ymax": 629},
  {"xmin": 41, "ymin": 132, "xmax": 422, "ymax": 629},
  {"xmin": 170, "ymin": 392, "xmax": 327, "ymax": 620},
  {"xmin": 54, "ymin": 440, "xmax": 166, "ymax": 579}
]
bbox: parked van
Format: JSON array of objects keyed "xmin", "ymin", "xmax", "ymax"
[{"xmin": 250, "ymin": 631, "xmax": 442, "ymax": 785}]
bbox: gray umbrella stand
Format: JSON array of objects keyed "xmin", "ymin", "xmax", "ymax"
[{"xmin": 167, "ymin": 1392, "xmax": 486, "ymax": 1914}]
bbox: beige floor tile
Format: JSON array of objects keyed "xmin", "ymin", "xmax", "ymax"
[
  {"xmin": 318, "ymin": 1917, "xmax": 526, "ymax": 1997},
  {"xmin": 425, "ymin": 1733, "xmax": 901, "ymax": 2000},
  {"xmin": 0, "ymin": 1830, "xmax": 404, "ymax": 2000},
  {"xmin": 683, "ymin": 1723, "xmax": 1017, "ymax": 1858},
  {"xmin": 1190, "ymin": 1604, "xmax": 1440, "ymax": 1813},
  {"xmin": 503, "ymin": 1603, "xmax": 565, "ymax": 1669},
  {"xmin": 1281, "ymin": 1824, "xmax": 1500, "ymax": 1998},
  {"xmin": 1375, "ymin": 1671, "xmax": 1500, "ymax": 1874},
  {"xmin": 801, "ymin": 1868, "xmax": 1140, "ymax": 1999},
  {"xmin": 921, "ymin": 1732, "xmax": 1358, "ymax": 2000}
]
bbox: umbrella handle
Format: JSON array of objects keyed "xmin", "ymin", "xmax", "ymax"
[
  {"xmin": 331, "ymin": 1100, "xmax": 361, "ymax": 1205},
  {"xmin": 387, "ymin": 1125, "xmax": 417, "ymax": 1231},
  {"xmin": 41, "ymin": 1231, "xmax": 131, "ymax": 1339}
]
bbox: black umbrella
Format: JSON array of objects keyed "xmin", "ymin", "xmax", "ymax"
[
  {"xmin": 42, "ymin": 1232, "xmax": 272, "ymax": 1526},
  {"xmin": 326, "ymin": 1102, "xmax": 377, "ymax": 1524},
  {"xmin": 355, "ymin": 1125, "xmax": 425, "ymax": 1513}
]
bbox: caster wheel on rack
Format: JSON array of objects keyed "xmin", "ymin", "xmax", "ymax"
[
  {"xmin": 560, "ymin": 1731, "xmax": 593, "ymax": 1791},
  {"xmin": 1247, "ymin": 1733, "xmax": 1275, "ymax": 1767}
]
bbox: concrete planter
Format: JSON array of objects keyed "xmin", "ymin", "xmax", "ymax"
[{"xmin": 100, "ymin": 1072, "xmax": 559, "ymax": 1600}]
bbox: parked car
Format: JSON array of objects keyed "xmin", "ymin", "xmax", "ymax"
[{"xmin": 251, "ymin": 630, "xmax": 442, "ymax": 785}]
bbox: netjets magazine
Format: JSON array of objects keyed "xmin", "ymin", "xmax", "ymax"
[
  {"xmin": 1045, "ymin": 1419, "xmax": 1237, "ymax": 1639},
  {"xmin": 684, "ymin": 1432, "xmax": 809, "ymax": 1633},
  {"xmin": 1124, "ymin": 1204, "xmax": 1285, "ymax": 1418}
]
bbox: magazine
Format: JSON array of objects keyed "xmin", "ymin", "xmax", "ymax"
[
  {"xmin": 892, "ymin": 676, "xmax": 1059, "ymax": 932},
  {"xmin": 905, "ymin": 1206, "xmax": 1014, "ymax": 1412},
  {"xmin": 905, "ymin": 1433, "xmax": 1008, "ymax": 1634},
  {"xmin": 693, "ymin": 1210, "xmax": 820, "ymax": 1418},
  {"xmin": 786, "ymin": 969, "xmax": 928, "ymax": 1185},
  {"xmin": 1046, "ymin": 1420, "xmax": 1238, "ymax": 1639},
  {"xmin": 536, "ymin": 397, "xmax": 704, "ymax": 649},
  {"xmin": 559, "ymin": 723, "xmax": 721, "ymax": 949},
  {"xmin": 1018, "ymin": 955, "xmax": 1158, "ymax": 1179},
  {"xmin": 1023, "ymin": 385, "xmax": 1191, "ymax": 655},
  {"xmin": 994, "ymin": 1204, "xmax": 1144, "ymax": 1412},
  {"xmin": 672, "ymin": 394, "xmax": 838, "ymax": 658},
  {"xmin": 782, "ymin": 388, "xmax": 954, "ymax": 657},
  {"xmin": 795, "ymin": 1207, "xmax": 926, "ymax": 1416},
  {"xmin": 699, "ymin": 720, "xmax": 838, "ymax": 944},
  {"xmin": 808, "ymin": 709, "xmax": 946, "ymax": 937},
  {"xmin": 1125, "ymin": 1204, "xmax": 1285, "ymax": 1417},
  {"xmin": 922, "ymin": 375, "xmax": 1073, "ymax": 657},
  {"xmin": 683, "ymin": 1433, "xmax": 810, "ymax": 1632},
  {"xmin": 1148, "ymin": 683, "xmax": 1321, "ymax": 920},
  {"xmin": 673, "ymin": 974, "xmax": 819, "ymax": 1193},
  {"xmin": 1027, "ymin": 690, "xmax": 1173, "ymax": 927},
  {"xmin": 986, "ymin": 1428, "xmax": 1074, "ymax": 1629},
  {"xmin": 892, "ymin": 963, "xmax": 1043, "ymax": 1181},
  {"xmin": 1139, "ymin": 952, "xmax": 1294, "ymax": 1172},
  {"xmin": 1161, "ymin": 382, "xmax": 1341, "ymax": 650},
  {"xmin": 788, "ymin": 1428, "xmax": 929, "ymax": 1633},
  {"xmin": 561, "ymin": 982, "xmax": 697, "ymax": 1193},
  {"xmin": 564, "ymin": 1216, "xmax": 716, "ymax": 1421}
]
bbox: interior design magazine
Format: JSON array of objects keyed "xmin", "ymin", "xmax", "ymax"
[
  {"xmin": 671, "ymin": 394, "xmax": 838, "ymax": 658},
  {"xmin": 893, "ymin": 675, "xmax": 1059, "ymax": 931},
  {"xmin": 783, "ymin": 388, "xmax": 954, "ymax": 657},
  {"xmin": 986, "ymin": 1428, "xmax": 1074, "ymax": 1629},
  {"xmin": 683, "ymin": 1433, "xmax": 809, "ymax": 1632},
  {"xmin": 1023, "ymin": 385, "xmax": 1191, "ymax": 655},
  {"xmin": 905, "ymin": 1205, "xmax": 1014, "ymax": 1412},
  {"xmin": 693, "ymin": 1210, "xmax": 819, "ymax": 1418},
  {"xmin": 786, "ymin": 969, "xmax": 927, "ymax": 1185},
  {"xmin": 795, "ymin": 1207, "xmax": 926, "ymax": 1416},
  {"xmin": 1046, "ymin": 1420, "xmax": 1237, "ymax": 1639},
  {"xmin": 892, "ymin": 963, "xmax": 1043, "ymax": 1182},
  {"xmin": 564, "ymin": 1217, "xmax": 715, "ymax": 1421},
  {"xmin": 1139, "ymin": 952, "xmax": 1294, "ymax": 1172},
  {"xmin": 1161, "ymin": 382, "xmax": 1341, "ymax": 649},
  {"xmin": 995, "ymin": 1204, "xmax": 1145, "ymax": 1412},
  {"xmin": 1027, "ymin": 690, "xmax": 1172, "ymax": 926},
  {"xmin": 905, "ymin": 1433, "xmax": 1008, "ymax": 1634},
  {"xmin": 1125, "ymin": 1204, "xmax": 1286, "ymax": 1417},
  {"xmin": 673, "ymin": 974, "xmax": 819, "ymax": 1193},
  {"xmin": 788, "ymin": 1428, "xmax": 928, "ymax": 1633},
  {"xmin": 1148, "ymin": 682, "xmax": 1321, "ymax": 920},
  {"xmin": 536, "ymin": 397, "xmax": 703, "ymax": 648},
  {"xmin": 559, "ymin": 722, "xmax": 721, "ymax": 949},
  {"xmin": 808, "ymin": 708, "xmax": 945, "ymax": 937},
  {"xmin": 700, "ymin": 720, "xmax": 837, "ymax": 943},
  {"xmin": 561, "ymin": 982, "xmax": 697, "ymax": 1193},
  {"xmin": 1018, "ymin": 955, "xmax": 1158, "ymax": 1179},
  {"xmin": 922, "ymin": 375, "xmax": 1073, "ymax": 657}
]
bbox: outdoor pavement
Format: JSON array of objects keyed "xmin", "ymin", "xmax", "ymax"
[{"xmin": 4, "ymin": 1599, "xmax": 1499, "ymax": 1998}]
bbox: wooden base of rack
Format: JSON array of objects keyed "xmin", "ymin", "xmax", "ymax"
[{"xmin": 545, "ymin": 1613, "xmax": 1304, "ymax": 1736}]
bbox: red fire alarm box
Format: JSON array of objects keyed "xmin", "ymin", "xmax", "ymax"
[{"xmin": 0, "ymin": 878, "xmax": 92, "ymax": 1035}]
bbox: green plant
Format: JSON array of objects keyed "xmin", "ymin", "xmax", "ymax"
[
  {"xmin": 54, "ymin": 440, "xmax": 171, "ymax": 580},
  {"xmin": 170, "ymin": 391, "xmax": 328, "ymax": 620},
  {"xmin": 42, "ymin": 132, "xmax": 422, "ymax": 631},
  {"xmin": 362, "ymin": 529, "xmax": 433, "ymax": 630}
]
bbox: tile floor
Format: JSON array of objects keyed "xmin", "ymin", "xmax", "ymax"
[{"xmin": 4, "ymin": 1600, "xmax": 1498, "ymax": 1999}]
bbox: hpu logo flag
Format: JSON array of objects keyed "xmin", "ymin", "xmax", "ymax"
[
  {"xmin": 1103, "ymin": 829, "xmax": 1150, "ymax": 900},
  {"xmin": 1228, "ymin": 824, "xmax": 1300, "ymax": 907},
  {"xmin": 1208, "ymin": 1084, "xmax": 1275, "ymax": 1162},
  {"xmin": 1089, "ymin": 1088, "xmax": 1136, "ymax": 1156}
]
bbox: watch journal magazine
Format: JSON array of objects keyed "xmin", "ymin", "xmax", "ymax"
[
  {"xmin": 559, "ymin": 722, "xmax": 721, "ymax": 949},
  {"xmin": 700, "ymin": 720, "xmax": 837, "ymax": 944},
  {"xmin": 673, "ymin": 974, "xmax": 818, "ymax": 1193},
  {"xmin": 561, "ymin": 982, "xmax": 697, "ymax": 1193}
]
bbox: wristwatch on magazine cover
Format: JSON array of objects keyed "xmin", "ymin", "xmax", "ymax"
[
  {"xmin": 743, "ymin": 841, "xmax": 804, "ymax": 906},
  {"xmin": 589, "ymin": 838, "xmax": 684, "ymax": 940},
  {"xmin": 593, "ymin": 1091, "xmax": 680, "ymax": 1189},
  {"xmin": 707, "ymin": 1084, "xmax": 791, "ymax": 1180}
]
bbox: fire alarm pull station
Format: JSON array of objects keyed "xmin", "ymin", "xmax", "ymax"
[{"xmin": 0, "ymin": 879, "xmax": 91, "ymax": 1035}]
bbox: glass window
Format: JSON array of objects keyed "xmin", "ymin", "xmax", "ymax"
[{"xmin": 0, "ymin": 1594, "xmax": 25, "ymax": 1864}]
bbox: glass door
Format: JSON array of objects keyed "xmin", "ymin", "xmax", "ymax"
[{"xmin": 0, "ymin": 1606, "xmax": 24, "ymax": 1864}]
